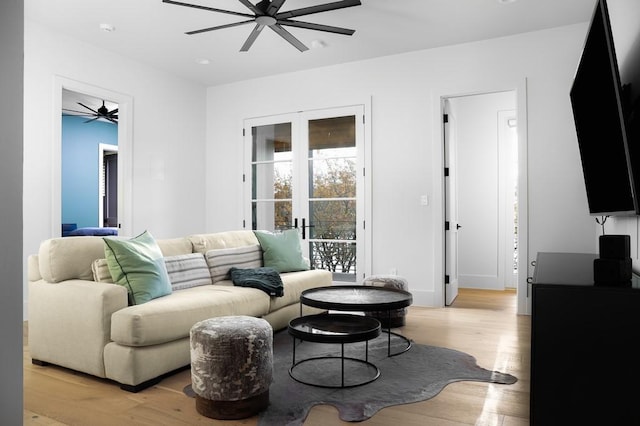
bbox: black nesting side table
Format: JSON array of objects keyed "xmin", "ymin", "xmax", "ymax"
[
  {"xmin": 288, "ymin": 313, "xmax": 381, "ymax": 388},
  {"xmin": 300, "ymin": 285, "xmax": 413, "ymax": 356}
]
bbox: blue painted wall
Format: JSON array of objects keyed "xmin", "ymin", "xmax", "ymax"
[{"xmin": 61, "ymin": 115, "xmax": 117, "ymax": 228}]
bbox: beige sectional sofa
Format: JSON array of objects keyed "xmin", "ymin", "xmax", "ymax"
[{"xmin": 27, "ymin": 230, "xmax": 331, "ymax": 392}]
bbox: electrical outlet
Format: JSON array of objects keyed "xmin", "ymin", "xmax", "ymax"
[{"xmin": 420, "ymin": 195, "xmax": 429, "ymax": 206}]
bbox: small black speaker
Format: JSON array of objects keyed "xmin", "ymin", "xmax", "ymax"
[
  {"xmin": 599, "ymin": 234, "xmax": 631, "ymax": 259},
  {"xmin": 594, "ymin": 258, "xmax": 632, "ymax": 286}
]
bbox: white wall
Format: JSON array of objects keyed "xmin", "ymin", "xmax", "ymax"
[
  {"xmin": 23, "ymin": 21, "xmax": 208, "ymax": 317},
  {"xmin": 205, "ymin": 24, "xmax": 597, "ymax": 307}
]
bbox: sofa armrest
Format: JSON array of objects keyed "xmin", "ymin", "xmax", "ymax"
[{"xmin": 28, "ymin": 279, "xmax": 128, "ymax": 378}]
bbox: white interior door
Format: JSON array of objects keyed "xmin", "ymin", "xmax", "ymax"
[
  {"xmin": 444, "ymin": 100, "xmax": 460, "ymax": 305},
  {"xmin": 447, "ymin": 91, "xmax": 517, "ymax": 291},
  {"xmin": 244, "ymin": 106, "xmax": 365, "ymax": 282}
]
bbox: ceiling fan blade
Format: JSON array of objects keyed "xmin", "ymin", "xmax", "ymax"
[
  {"xmin": 240, "ymin": 24, "xmax": 267, "ymax": 52},
  {"xmin": 105, "ymin": 117, "xmax": 118, "ymax": 123},
  {"xmin": 62, "ymin": 108, "xmax": 95, "ymax": 116},
  {"xmin": 163, "ymin": 0, "xmax": 254, "ymax": 19},
  {"xmin": 278, "ymin": 19, "xmax": 355, "ymax": 36},
  {"xmin": 186, "ymin": 20, "xmax": 254, "ymax": 35},
  {"xmin": 77, "ymin": 102, "xmax": 98, "ymax": 114},
  {"xmin": 269, "ymin": 24, "xmax": 308, "ymax": 52},
  {"xmin": 276, "ymin": 0, "xmax": 361, "ymax": 19},
  {"xmin": 109, "ymin": 108, "xmax": 119, "ymax": 115},
  {"xmin": 266, "ymin": 0, "xmax": 287, "ymax": 15},
  {"xmin": 83, "ymin": 117, "xmax": 99, "ymax": 124},
  {"xmin": 238, "ymin": 0, "xmax": 263, "ymax": 15}
]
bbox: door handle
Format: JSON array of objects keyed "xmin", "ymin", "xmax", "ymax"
[
  {"xmin": 301, "ymin": 218, "xmax": 314, "ymax": 240},
  {"xmin": 456, "ymin": 224, "xmax": 462, "ymax": 229}
]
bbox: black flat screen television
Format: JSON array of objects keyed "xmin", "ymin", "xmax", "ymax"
[{"xmin": 570, "ymin": 0, "xmax": 640, "ymax": 216}]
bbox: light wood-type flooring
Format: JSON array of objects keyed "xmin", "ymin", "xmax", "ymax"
[{"xmin": 24, "ymin": 288, "xmax": 531, "ymax": 425}]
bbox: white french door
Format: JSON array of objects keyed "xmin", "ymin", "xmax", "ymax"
[{"xmin": 243, "ymin": 106, "xmax": 365, "ymax": 283}]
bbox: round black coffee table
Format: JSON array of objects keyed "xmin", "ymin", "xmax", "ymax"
[
  {"xmin": 300, "ymin": 285, "xmax": 413, "ymax": 356},
  {"xmin": 288, "ymin": 313, "xmax": 381, "ymax": 388}
]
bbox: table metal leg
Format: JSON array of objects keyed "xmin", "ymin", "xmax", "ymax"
[
  {"xmin": 384, "ymin": 309, "xmax": 412, "ymax": 357},
  {"xmin": 341, "ymin": 343, "xmax": 345, "ymax": 388}
]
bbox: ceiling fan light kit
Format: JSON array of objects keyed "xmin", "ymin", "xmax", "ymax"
[{"xmin": 163, "ymin": 0, "xmax": 361, "ymax": 52}]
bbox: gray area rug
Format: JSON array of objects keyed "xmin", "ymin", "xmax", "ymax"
[{"xmin": 185, "ymin": 330, "xmax": 517, "ymax": 425}]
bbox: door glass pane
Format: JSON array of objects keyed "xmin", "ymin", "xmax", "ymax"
[
  {"xmin": 252, "ymin": 200, "xmax": 292, "ymax": 231},
  {"xmin": 252, "ymin": 122, "xmax": 293, "ymax": 232},
  {"xmin": 307, "ymin": 115, "xmax": 357, "ymax": 280},
  {"xmin": 252, "ymin": 163, "xmax": 292, "ymax": 199}
]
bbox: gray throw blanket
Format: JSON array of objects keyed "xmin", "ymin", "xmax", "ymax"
[{"xmin": 229, "ymin": 267, "xmax": 284, "ymax": 297}]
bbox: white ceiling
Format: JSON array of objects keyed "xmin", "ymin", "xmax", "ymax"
[{"xmin": 27, "ymin": 0, "xmax": 595, "ymax": 89}]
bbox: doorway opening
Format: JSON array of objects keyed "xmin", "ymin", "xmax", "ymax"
[
  {"xmin": 443, "ymin": 90, "xmax": 520, "ymax": 305},
  {"xmin": 54, "ymin": 77, "xmax": 133, "ymax": 237},
  {"xmin": 61, "ymin": 89, "xmax": 119, "ymax": 234}
]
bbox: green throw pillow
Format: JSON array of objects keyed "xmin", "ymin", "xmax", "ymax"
[
  {"xmin": 103, "ymin": 230, "xmax": 172, "ymax": 305},
  {"xmin": 253, "ymin": 229, "xmax": 309, "ymax": 273}
]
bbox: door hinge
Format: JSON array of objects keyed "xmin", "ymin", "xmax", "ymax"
[
  {"xmin": 363, "ymin": 220, "xmax": 366, "ymax": 230},
  {"xmin": 243, "ymin": 128, "xmax": 245, "ymax": 137},
  {"xmin": 363, "ymin": 167, "xmax": 366, "ymax": 177},
  {"xmin": 242, "ymin": 219, "xmax": 246, "ymax": 229},
  {"xmin": 445, "ymin": 275, "xmax": 450, "ymax": 284},
  {"xmin": 443, "ymin": 113, "xmax": 449, "ymax": 123},
  {"xmin": 444, "ymin": 167, "xmax": 449, "ymax": 177},
  {"xmin": 242, "ymin": 173, "xmax": 245, "ymax": 182},
  {"xmin": 362, "ymin": 115, "xmax": 365, "ymax": 124},
  {"xmin": 445, "ymin": 221, "xmax": 450, "ymax": 230}
]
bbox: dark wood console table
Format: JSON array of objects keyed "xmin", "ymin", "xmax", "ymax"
[{"xmin": 530, "ymin": 252, "xmax": 640, "ymax": 425}]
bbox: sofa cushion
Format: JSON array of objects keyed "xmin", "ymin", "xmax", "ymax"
[
  {"xmin": 205, "ymin": 244, "xmax": 262, "ymax": 284},
  {"xmin": 253, "ymin": 229, "xmax": 309, "ymax": 273},
  {"xmin": 188, "ymin": 230, "xmax": 259, "ymax": 254},
  {"xmin": 269, "ymin": 269, "xmax": 333, "ymax": 312},
  {"xmin": 103, "ymin": 230, "xmax": 172, "ymax": 305},
  {"xmin": 110, "ymin": 285, "xmax": 271, "ymax": 346},
  {"xmin": 164, "ymin": 253, "xmax": 212, "ymax": 290},
  {"xmin": 38, "ymin": 236, "xmax": 108, "ymax": 283},
  {"xmin": 156, "ymin": 237, "xmax": 194, "ymax": 257}
]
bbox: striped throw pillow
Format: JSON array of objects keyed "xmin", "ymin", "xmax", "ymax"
[
  {"xmin": 92, "ymin": 258, "xmax": 114, "ymax": 283},
  {"xmin": 205, "ymin": 245, "xmax": 263, "ymax": 284},
  {"xmin": 164, "ymin": 253, "xmax": 212, "ymax": 291}
]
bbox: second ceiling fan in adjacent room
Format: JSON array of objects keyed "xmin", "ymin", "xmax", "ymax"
[{"xmin": 63, "ymin": 100, "xmax": 119, "ymax": 124}]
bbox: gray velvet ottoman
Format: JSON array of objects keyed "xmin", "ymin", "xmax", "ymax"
[
  {"xmin": 363, "ymin": 275, "xmax": 409, "ymax": 328},
  {"xmin": 190, "ymin": 316, "xmax": 273, "ymax": 419}
]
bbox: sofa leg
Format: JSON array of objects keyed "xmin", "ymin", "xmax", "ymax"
[
  {"xmin": 119, "ymin": 365, "xmax": 191, "ymax": 393},
  {"xmin": 31, "ymin": 359, "xmax": 49, "ymax": 366},
  {"xmin": 120, "ymin": 376, "xmax": 162, "ymax": 393}
]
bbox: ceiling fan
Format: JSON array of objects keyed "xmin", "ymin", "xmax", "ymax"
[
  {"xmin": 163, "ymin": 0, "xmax": 362, "ymax": 52},
  {"xmin": 63, "ymin": 100, "xmax": 119, "ymax": 124}
]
